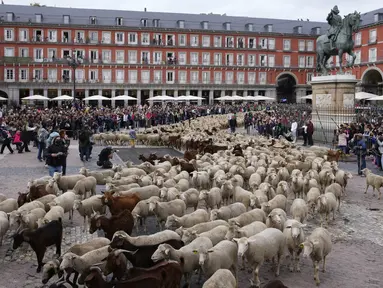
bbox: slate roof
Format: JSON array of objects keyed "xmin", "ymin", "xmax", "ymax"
[{"xmin": 0, "ymin": 4, "xmax": 382, "ymax": 35}]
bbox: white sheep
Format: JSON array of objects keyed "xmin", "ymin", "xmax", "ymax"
[
  {"xmin": 283, "ymin": 219, "xmax": 306, "ymax": 272},
  {"xmin": 79, "ymin": 167, "xmax": 107, "ymax": 185},
  {"xmin": 249, "ymin": 190, "xmax": 268, "ymax": 209},
  {"xmin": 335, "ymin": 170, "xmax": 352, "ymax": 193},
  {"xmin": 53, "ymin": 173, "xmax": 86, "ymax": 192},
  {"xmin": 316, "ymin": 192, "xmax": 337, "ymax": 225},
  {"xmin": 291, "ymin": 175, "xmax": 305, "ymax": 199},
  {"xmin": 318, "ymin": 169, "xmax": 335, "ymax": 191},
  {"xmin": 202, "ymin": 269, "xmax": 236, "ymax": 288},
  {"xmin": 324, "ymin": 183, "xmax": 343, "ymax": 212},
  {"xmin": 277, "ymin": 167, "xmax": 290, "ymax": 182},
  {"xmin": 225, "ymin": 221, "xmax": 267, "ymax": 241},
  {"xmin": 259, "ymin": 182, "xmax": 276, "ymax": 200},
  {"xmin": 165, "ymin": 209, "xmax": 209, "ymax": 230},
  {"xmin": 194, "ymin": 240, "xmax": 238, "ymax": 279},
  {"xmin": 265, "ymin": 208, "xmax": 287, "ymax": 231},
  {"xmin": 123, "ymin": 185, "xmax": 161, "ymax": 200},
  {"xmin": 105, "ymin": 183, "xmax": 140, "ymax": 192},
  {"xmin": 0, "ymin": 198, "xmax": 18, "ymax": 213},
  {"xmin": 137, "ymin": 175, "xmax": 153, "ymax": 187},
  {"xmin": 113, "ymin": 229, "xmax": 181, "ymax": 246},
  {"xmin": 73, "ymin": 195, "xmax": 105, "ymax": 232},
  {"xmin": 180, "ymin": 188, "xmax": 200, "ymax": 211},
  {"xmin": 27, "ymin": 176, "xmax": 52, "ymax": 189},
  {"xmin": 60, "ymin": 246, "xmax": 110, "ymax": 275},
  {"xmin": 228, "ymin": 208, "xmax": 266, "ymax": 227},
  {"xmin": 249, "ymin": 173, "xmax": 262, "ymax": 191},
  {"xmin": 233, "ymin": 228, "xmax": 286, "ymax": 287},
  {"xmin": 220, "ymin": 179, "xmax": 235, "ymax": 205},
  {"xmin": 210, "ymin": 202, "xmax": 246, "ymax": 221},
  {"xmin": 131, "ymin": 196, "xmax": 160, "ymax": 233},
  {"xmin": 148, "ymin": 199, "xmax": 186, "ymax": 230},
  {"xmin": 21, "ymin": 208, "xmax": 46, "ymax": 230},
  {"xmin": 0, "ymin": 194, "xmax": 7, "ymax": 203},
  {"xmin": 175, "ymin": 178, "xmax": 190, "ymax": 192},
  {"xmin": 45, "ymin": 179, "xmax": 61, "ymax": 195},
  {"xmin": 184, "ymin": 225, "xmax": 229, "ymax": 245},
  {"xmin": 290, "ymin": 198, "xmax": 308, "ymax": 223},
  {"xmin": 72, "ymin": 176, "xmax": 97, "ymax": 199},
  {"xmin": 275, "ymin": 180, "xmax": 291, "ymax": 197},
  {"xmin": 47, "ymin": 191, "xmax": 76, "ymax": 222},
  {"xmin": 151, "ymin": 236, "xmax": 213, "ymax": 286},
  {"xmin": 301, "ymin": 227, "xmax": 332, "ymax": 286},
  {"xmin": 362, "ymin": 168, "xmax": 383, "ymax": 199},
  {"xmin": 179, "ymin": 220, "xmax": 229, "ymax": 241},
  {"xmin": 9, "ymin": 201, "xmax": 45, "ymax": 230},
  {"xmin": 233, "ymin": 186, "xmax": 253, "ymax": 209},
  {"xmin": 192, "ymin": 171, "xmax": 210, "ymax": 190},
  {"xmin": 35, "ymin": 194, "xmax": 57, "ymax": 211},
  {"xmin": 160, "ymin": 187, "xmax": 180, "ymax": 201},
  {"xmin": 174, "ymin": 171, "xmax": 190, "ymax": 182},
  {"xmin": 307, "ymin": 187, "xmax": 321, "ymax": 215},
  {"xmin": 261, "ymin": 194, "xmax": 287, "ymax": 215},
  {"xmin": 0, "ymin": 211, "xmax": 9, "ymax": 246},
  {"xmin": 118, "ymin": 167, "xmax": 147, "ymax": 177},
  {"xmin": 37, "ymin": 206, "xmax": 65, "ymax": 228},
  {"xmin": 163, "ymin": 179, "xmax": 177, "ymax": 189},
  {"xmin": 199, "ymin": 188, "xmax": 222, "ymax": 210}
]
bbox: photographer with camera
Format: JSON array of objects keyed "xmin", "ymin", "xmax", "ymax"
[{"xmin": 46, "ymin": 135, "xmax": 67, "ymax": 176}]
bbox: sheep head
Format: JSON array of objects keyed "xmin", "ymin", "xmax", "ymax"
[
  {"xmin": 151, "ymin": 244, "xmax": 171, "ymax": 262},
  {"xmin": 232, "ymin": 237, "xmax": 253, "ymax": 257}
]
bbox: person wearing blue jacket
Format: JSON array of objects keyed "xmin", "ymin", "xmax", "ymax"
[{"xmin": 351, "ymin": 133, "xmax": 367, "ymax": 176}]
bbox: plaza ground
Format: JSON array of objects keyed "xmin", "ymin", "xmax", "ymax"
[{"xmin": 0, "ymin": 139, "xmax": 382, "ymax": 287}]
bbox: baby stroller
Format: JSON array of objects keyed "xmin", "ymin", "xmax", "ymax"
[{"xmin": 97, "ymin": 147, "xmax": 114, "ymax": 169}]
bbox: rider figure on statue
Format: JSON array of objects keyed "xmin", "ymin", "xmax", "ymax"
[{"xmin": 326, "ymin": 5, "xmax": 342, "ymax": 51}]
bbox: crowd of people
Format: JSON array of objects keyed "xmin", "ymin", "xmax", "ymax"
[{"xmin": 1, "ymin": 101, "xmax": 383, "ymax": 176}]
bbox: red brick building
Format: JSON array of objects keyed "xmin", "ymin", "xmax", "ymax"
[{"xmin": 0, "ymin": 4, "xmax": 382, "ymax": 106}]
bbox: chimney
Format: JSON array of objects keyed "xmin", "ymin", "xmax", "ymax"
[{"xmin": 144, "ymin": 8, "xmax": 147, "ymax": 12}]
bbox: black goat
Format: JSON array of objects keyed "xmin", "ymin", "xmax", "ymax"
[{"xmin": 13, "ymin": 218, "xmax": 63, "ymax": 273}]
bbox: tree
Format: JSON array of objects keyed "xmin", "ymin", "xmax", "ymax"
[{"xmin": 30, "ymin": 3, "xmax": 46, "ymax": 6}]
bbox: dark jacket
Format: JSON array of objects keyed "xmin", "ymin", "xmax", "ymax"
[
  {"xmin": 46, "ymin": 141, "xmax": 66, "ymax": 167},
  {"xmin": 78, "ymin": 129, "xmax": 92, "ymax": 148}
]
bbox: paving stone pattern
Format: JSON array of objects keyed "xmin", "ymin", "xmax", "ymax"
[{"xmin": 0, "ymin": 140, "xmax": 383, "ymax": 287}]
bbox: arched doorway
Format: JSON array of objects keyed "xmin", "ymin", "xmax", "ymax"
[
  {"xmin": 0, "ymin": 90, "xmax": 9, "ymax": 106},
  {"xmin": 361, "ymin": 68, "xmax": 383, "ymax": 96},
  {"xmin": 276, "ymin": 73, "xmax": 297, "ymax": 103}
]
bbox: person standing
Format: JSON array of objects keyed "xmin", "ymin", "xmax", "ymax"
[
  {"xmin": 37, "ymin": 124, "xmax": 49, "ymax": 162},
  {"xmin": 78, "ymin": 126, "xmax": 92, "ymax": 162},
  {"xmin": 0, "ymin": 126, "xmax": 14, "ymax": 154},
  {"xmin": 46, "ymin": 136, "xmax": 66, "ymax": 176},
  {"xmin": 351, "ymin": 133, "xmax": 367, "ymax": 176},
  {"xmin": 291, "ymin": 119, "xmax": 298, "ymax": 143},
  {"xmin": 307, "ymin": 120, "xmax": 314, "ymax": 146},
  {"xmin": 59, "ymin": 130, "xmax": 70, "ymax": 175},
  {"xmin": 302, "ymin": 123, "xmax": 308, "ymax": 146},
  {"xmin": 129, "ymin": 126, "xmax": 137, "ymax": 148}
]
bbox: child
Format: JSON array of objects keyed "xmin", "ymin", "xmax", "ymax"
[
  {"xmin": 13, "ymin": 130, "xmax": 23, "ymax": 153},
  {"xmin": 129, "ymin": 126, "xmax": 136, "ymax": 148}
]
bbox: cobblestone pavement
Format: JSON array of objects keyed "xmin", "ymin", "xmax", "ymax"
[{"xmin": 0, "ymin": 140, "xmax": 383, "ymax": 287}]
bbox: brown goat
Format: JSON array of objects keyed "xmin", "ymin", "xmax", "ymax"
[
  {"xmin": 263, "ymin": 280, "xmax": 289, "ymax": 288},
  {"xmin": 179, "ymin": 161, "xmax": 196, "ymax": 174},
  {"xmin": 29, "ymin": 184, "xmax": 49, "ymax": 201},
  {"xmin": 101, "ymin": 191, "xmax": 140, "ymax": 215},
  {"xmin": 184, "ymin": 150, "xmax": 198, "ymax": 161},
  {"xmin": 17, "ymin": 192, "xmax": 30, "ymax": 207},
  {"xmin": 89, "ymin": 210, "xmax": 134, "ymax": 240}
]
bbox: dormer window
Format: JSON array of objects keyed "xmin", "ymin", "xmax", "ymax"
[
  {"xmin": 264, "ymin": 24, "xmax": 273, "ymax": 32},
  {"xmin": 116, "ymin": 17, "xmax": 123, "ymax": 26},
  {"xmin": 141, "ymin": 18, "xmax": 148, "ymax": 27},
  {"xmin": 90, "ymin": 17, "xmax": 97, "ymax": 25},
  {"xmin": 63, "ymin": 15, "xmax": 70, "ymax": 24},
  {"xmin": 153, "ymin": 19, "xmax": 160, "ymax": 27},
  {"xmin": 6, "ymin": 12, "xmax": 14, "ymax": 22},
  {"xmin": 246, "ymin": 23, "xmax": 254, "ymax": 32},
  {"xmin": 178, "ymin": 20, "xmax": 185, "ymax": 28},
  {"xmin": 311, "ymin": 27, "xmax": 321, "ymax": 35},
  {"xmin": 224, "ymin": 22, "xmax": 231, "ymax": 31},
  {"xmin": 374, "ymin": 13, "xmax": 383, "ymax": 22},
  {"xmin": 202, "ymin": 21, "xmax": 209, "ymax": 29},
  {"xmin": 35, "ymin": 14, "xmax": 42, "ymax": 23},
  {"xmin": 294, "ymin": 26, "xmax": 302, "ymax": 34}
]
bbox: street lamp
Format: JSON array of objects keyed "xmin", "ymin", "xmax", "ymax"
[{"xmin": 67, "ymin": 51, "xmax": 81, "ymax": 99}]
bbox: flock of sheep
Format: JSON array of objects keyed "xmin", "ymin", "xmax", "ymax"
[{"xmin": 0, "ymin": 114, "xmax": 380, "ymax": 288}]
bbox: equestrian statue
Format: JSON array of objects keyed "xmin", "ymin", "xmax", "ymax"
[{"xmin": 316, "ymin": 6, "xmax": 361, "ymax": 75}]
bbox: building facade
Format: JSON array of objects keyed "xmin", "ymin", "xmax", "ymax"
[{"xmin": 0, "ymin": 4, "xmax": 382, "ymax": 107}]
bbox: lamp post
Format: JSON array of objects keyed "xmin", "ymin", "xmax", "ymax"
[{"xmin": 67, "ymin": 51, "xmax": 81, "ymax": 99}]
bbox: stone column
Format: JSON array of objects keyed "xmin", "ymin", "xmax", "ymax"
[
  {"xmin": 311, "ymin": 74, "xmax": 358, "ymax": 143},
  {"xmin": 124, "ymin": 89, "xmax": 129, "ymax": 107},
  {"xmin": 266, "ymin": 88, "xmax": 277, "ymax": 102},
  {"xmin": 29, "ymin": 88, "xmax": 33, "ymax": 96},
  {"xmin": 43, "ymin": 89, "xmax": 48, "ymax": 108},
  {"xmin": 197, "ymin": 90, "xmax": 203, "ymax": 105},
  {"xmin": 149, "ymin": 89, "xmax": 154, "ymax": 107},
  {"xmin": 174, "ymin": 90, "xmax": 178, "ymax": 98},
  {"xmin": 243, "ymin": 90, "xmax": 248, "ymax": 97},
  {"xmin": 85, "ymin": 89, "xmax": 89, "ymax": 106},
  {"xmin": 295, "ymin": 88, "xmax": 307, "ymax": 103},
  {"xmin": 185, "ymin": 90, "xmax": 191, "ymax": 105},
  {"xmin": 98, "ymin": 89, "xmax": 102, "ymax": 107},
  {"xmin": 111, "ymin": 89, "xmax": 116, "ymax": 108},
  {"xmin": 137, "ymin": 90, "xmax": 142, "ymax": 106},
  {"xmin": 209, "ymin": 90, "xmax": 214, "ymax": 105},
  {"xmin": 232, "ymin": 90, "xmax": 237, "ymax": 96},
  {"xmin": 162, "ymin": 89, "xmax": 166, "ymax": 96}
]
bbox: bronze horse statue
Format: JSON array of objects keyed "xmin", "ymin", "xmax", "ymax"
[{"xmin": 316, "ymin": 11, "xmax": 361, "ymax": 75}]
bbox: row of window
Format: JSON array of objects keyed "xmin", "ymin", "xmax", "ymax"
[
  {"xmin": 3, "ymin": 28, "xmax": 315, "ymax": 51},
  {"xmin": 354, "ymin": 29, "xmax": 379, "ymax": 46},
  {"xmin": 3, "ymin": 47, "xmax": 316, "ymax": 68},
  {"xmin": 5, "ymin": 68, "xmax": 315, "ymax": 85}
]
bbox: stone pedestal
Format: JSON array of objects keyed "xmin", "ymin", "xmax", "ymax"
[{"xmin": 311, "ymin": 75, "xmax": 358, "ymax": 143}]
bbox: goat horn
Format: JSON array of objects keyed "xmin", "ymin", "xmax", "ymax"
[
  {"xmin": 90, "ymin": 266, "xmax": 102, "ymax": 272},
  {"xmin": 115, "ymin": 249, "xmax": 137, "ymax": 256}
]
